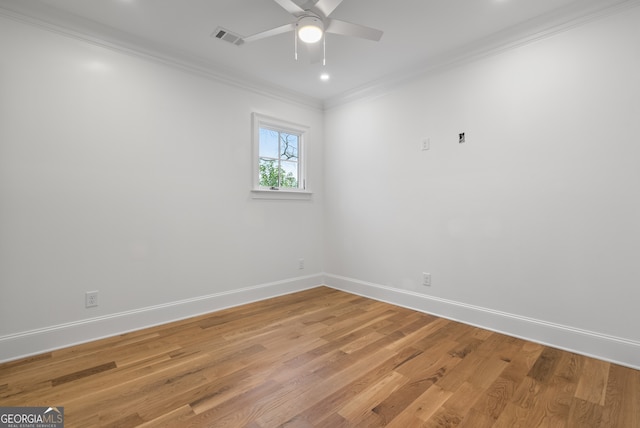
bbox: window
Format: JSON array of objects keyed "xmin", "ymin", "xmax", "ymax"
[
  {"xmin": 259, "ymin": 128, "xmax": 300, "ymax": 189},
  {"xmin": 252, "ymin": 113, "xmax": 310, "ymax": 199}
]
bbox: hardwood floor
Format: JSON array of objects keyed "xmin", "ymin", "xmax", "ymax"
[{"xmin": 1, "ymin": 287, "xmax": 638, "ymax": 427}]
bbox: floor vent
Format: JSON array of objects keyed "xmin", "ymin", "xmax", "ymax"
[{"xmin": 212, "ymin": 27, "xmax": 244, "ymax": 46}]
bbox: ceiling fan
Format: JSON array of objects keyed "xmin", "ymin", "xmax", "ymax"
[{"xmin": 214, "ymin": 0, "xmax": 383, "ymax": 64}]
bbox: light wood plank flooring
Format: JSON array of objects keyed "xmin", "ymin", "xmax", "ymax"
[{"xmin": 1, "ymin": 287, "xmax": 638, "ymax": 427}]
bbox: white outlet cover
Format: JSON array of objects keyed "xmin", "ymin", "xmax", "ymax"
[
  {"xmin": 422, "ymin": 273, "xmax": 431, "ymax": 286},
  {"xmin": 85, "ymin": 291, "xmax": 99, "ymax": 308}
]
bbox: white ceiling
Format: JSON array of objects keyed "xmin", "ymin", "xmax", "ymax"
[{"xmin": 0, "ymin": 0, "xmax": 635, "ymax": 105}]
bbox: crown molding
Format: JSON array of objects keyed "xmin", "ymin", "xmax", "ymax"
[
  {"xmin": 1, "ymin": 0, "xmax": 638, "ymax": 112},
  {"xmin": 323, "ymin": 0, "xmax": 640, "ymax": 110},
  {"xmin": 0, "ymin": 0, "xmax": 324, "ymax": 111}
]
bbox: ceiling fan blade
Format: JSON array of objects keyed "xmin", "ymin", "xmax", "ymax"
[
  {"xmin": 313, "ymin": 0, "xmax": 345, "ymax": 17},
  {"xmin": 272, "ymin": 0, "xmax": 305, "ymax": 15},
  {"xmin": 325, "ymin": 18, "xmax": 383, "ymax": 41},
  {"xmin": 243, "ymin": 23, "xmax": 296, "ymax": 43},
  {"xmin": 305, "ymin": 41, "xmax": 324, "ymax": 64}
]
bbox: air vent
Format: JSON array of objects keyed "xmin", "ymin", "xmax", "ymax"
[{"xmin": 212, "ymin": 27, "xmax": 244, "ymax": 46}]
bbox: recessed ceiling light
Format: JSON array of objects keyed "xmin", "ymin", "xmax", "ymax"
[{"xmin": 320, "ymin": 73, "xmax": 330, "ymax": 81}]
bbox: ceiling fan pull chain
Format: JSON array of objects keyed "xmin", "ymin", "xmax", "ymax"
[{"xmin": 294, "ymin": 29, "xmax": 298, "ymax": 60}]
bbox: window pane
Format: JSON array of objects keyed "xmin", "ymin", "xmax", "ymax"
[
  {"xmin": 259, "ymin": 158, "xmax": 280, "ymax": 187},
  {"xmin": 280, "ymin": 133, "xmax": 299, "ymax": 161},
  {"xmin": 280, "ymin": 160, "xmax": 298, "ymax": 188},
  {"xmin": 259, "ymin": 128, "xmax": 279, "ymax": 159}
]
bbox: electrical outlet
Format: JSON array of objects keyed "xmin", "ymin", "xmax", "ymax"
[
  {"xmin": 85, "ymin": 291, "xmax": 98, "ymax": 308},
  {"xmin": 422, "ymin": 273, "xmax": 431, "ymax": 287},
  {"xmin": 459, "ymin": 132, "xmax": 466, "ymax": 144},
  {"xmin": 422, "ymin": 138, "xmax": 430, "ymax": 151},
  {"xmin": 298, "ymin": 258, "xmax": 305, "ymax": 270}
]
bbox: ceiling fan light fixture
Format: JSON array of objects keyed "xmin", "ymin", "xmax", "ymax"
[{"xmin": 297, "ymin": 15, "xmax": 323, "ymax": 43}]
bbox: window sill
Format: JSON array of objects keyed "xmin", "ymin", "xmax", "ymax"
[{"xmin": 251, "ymin": 188, "xmax": 313, "ymax": 200}]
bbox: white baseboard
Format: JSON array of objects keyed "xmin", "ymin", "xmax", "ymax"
[
  {"xmin": 0, "ymin": 274, "xmax": 324, "ymax": 363},
  {"xmin": 5, "ymin": 273, "xmax": 639, "ymax": 370},
  {"xmin": 325, "ymin": 273, "xmax": 640, "ymax": 370}
]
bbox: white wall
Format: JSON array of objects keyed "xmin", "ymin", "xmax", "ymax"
[
  {"xmin": 2, "ymin": 4, "xmax": 640, "ymax": 368},
  {"xmin": 0, "ymin": 14, "xmax": 324, "ymax": 359},
  {"xmin": 324, "ymin": 6, "xmax": 640, "ymax": 365}
]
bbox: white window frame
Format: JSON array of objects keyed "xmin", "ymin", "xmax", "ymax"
[{"xmin": 251, "ymin": 113, "xmax": 311, "ymax": 200}]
